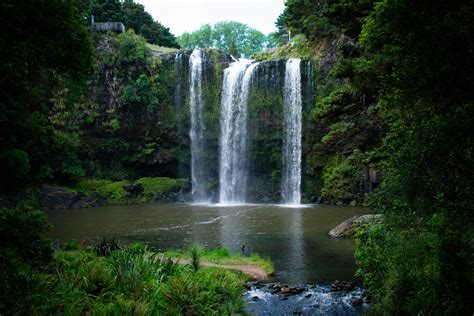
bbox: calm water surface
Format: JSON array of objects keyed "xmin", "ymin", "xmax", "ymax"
[{"xmin": 47, "ymin": 203, "xmax": 369, "ymax": 285}]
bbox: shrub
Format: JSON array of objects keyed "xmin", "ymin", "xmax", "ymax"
[
  {"xmin": 0, "ymin": 149, "xmax": 30, "ymax": 189},
  {"xmin": 0, "ymin": 208, "xmax": 52, "ymax": 312},
  {"xmin": 188, "ymin": 243, "xmax": 203, "ymax": 272},
  {"xmin": 63, "ymin": 240, "xmax": 80, "ymax": 251},
  {"xmin": 135, "ymin": 177, "xmax": 186, "ymax": 203},
  {"xmin": 95, "ymin": 237, "xmax": 122, "ymax": 257},
  {"xmin": 158, "ymin": 268, "xmax": 244, "ymax": 315}
]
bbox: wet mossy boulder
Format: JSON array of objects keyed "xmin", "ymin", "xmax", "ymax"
[
  {"xmin": 329, "ymin": 214, "xmax": 383, "ymax": 238},
  {"xmin": 39, "ymin": 177, "xmax": 189, "ymax": 209}
]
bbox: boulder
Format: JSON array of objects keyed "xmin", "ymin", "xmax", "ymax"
[
  {"xmin": 349, "ymin": 297, "xmax": 364, "ymax": 306},
  {"xmin": 330, "ymin": 280, "xmax": 355, "ymax": 292},
  {"xmin": 328, "ymin": 215, "xmax": 360, "ymax": 238},
  {"xmin": 38, "ymin": 184, "xmax": 102, "ymax": 209},
  {"xmin": 329, "ymin": 214, "xmax": 383, "ymax": 238},
  {"xmin": 354, "ymin": 214, "xmax": 383, "ymax": 226},
  {"xmin": 70, "ymin": 195, "xmax": 101, "ymax": 208},
  {"xmin": 38, "ymin": 185, "xmax": 80, "ymax": 209}
]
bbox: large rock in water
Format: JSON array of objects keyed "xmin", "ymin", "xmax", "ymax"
[
  {"xmin": 38, "ymin": 185, "xmax": 79, "ymax": 209},
  {"xmin": 328, "ymin": 214, "xmax": 383, "ymax": 238},
  {"xmin": 38, "ymin": 185, "xmax": 100, "ymax": 209}
]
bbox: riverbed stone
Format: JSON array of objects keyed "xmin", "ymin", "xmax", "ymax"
[
  {"xmin": 280, "ymin": 287, "xmax": 291, "ymax": 294},
  {"xmin": 349, "ymin": 296, "xmax": 364, "ymax": 306},
  {"xmin": 330, "ymin": 280, "xmax": 355, "ymax": 292}
]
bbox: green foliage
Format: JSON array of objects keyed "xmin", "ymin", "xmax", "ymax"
[
  {"xmin": 63, "ymin": 240, "xmax": 80, "ymax": 251},
  {"xmin": 164, "ymin": 246, "xmax": 275, "ymax": 275},
  {"xmin": 0, "ymin": 149, "xmax": 30, "ymax": 189},
  {"xmin": 0, "ymin": 208, "xmax": 53, "ymax": 312},
  {"xmin": 118, "ymin": 30, "xmax": 148, "ymax": 63},
  {"xmin": 158, "ymin": 268, "xmax": 244, "ymax": 315},
  {"xmin": 128, "ymin": 242, "xmax": 147, "ymax": 254},
  {"xmin": 71, "ymin": 177, "xmax": 187, "ymax": 205},
  {"xmin": 110, "ymin": 248, "xmax": 180, "ymax": 296},
  {"xmin": 354, "ymin": 222, "xmax": 386, "ymax": 302},
  {"xmin": 188, "ymin": 243, "xmax": 203, "ymax": 272},
  {"xmin": 279, "ymin": 0, "xmax": 335, "ymax": 40},
  {"xmin": 350, "ymin": 0, "xmax": 474, "ymax": 314},
  {"xmin": 320, "ymin": 121, "xmax": 355, "ymax": 144},
  {"xmin": 88, "ymin": 0, "xmax": 179, "ymax": 47},
  {"xmin": 178, "ymin": 21, "xmax": 274, "ymax": 57},
  {"xmin": 321, "ymin": 152, "xmax": 363, "ymax": 201},
  {"xmin": 95, "ymin": 236, "xmax": 122, "ymax": 257},
  {"xmin": 95, "ymin": 180, "xmax": 128, "ymax": 204},
  {"xmin": 135, "ymin": 177, "xmax": 187, "ymax": 203},
  {"xmin": 81, "ymin": 32, "xmax": 178, "ymax": 179},
  {"xmin": 0, "ymin": 0, "xmax": 93, "ymax": 190},
  {"xmin": 3, "ymin": 245, "xmax": 246, "ymax": 315}
]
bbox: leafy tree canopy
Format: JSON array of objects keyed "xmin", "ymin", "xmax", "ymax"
[
  {"xmin": 85, "ymin": 0, "xmax": 179, "ymax": 48},
  {"xmin": 178, "ymin": 21, "xmax": 275, "ymax": 57}
]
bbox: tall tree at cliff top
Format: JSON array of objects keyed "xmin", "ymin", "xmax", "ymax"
[
  {"xmin": 177, "ymin": 21, "xmax": 272, "ymax": 57},
  {"xmin": 0, "ymin": 0, "xmax": 93, "ymax": 190},
  {"xmin": 89, "ymin": 0, "xmax": 179, "ymax": 48}
]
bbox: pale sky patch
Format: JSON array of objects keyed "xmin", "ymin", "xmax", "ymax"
[{"xmin": 135, "ymin": 0, "xmax": 285, "ymax": 36}]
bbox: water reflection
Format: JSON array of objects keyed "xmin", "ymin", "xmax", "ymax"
[{"xmin": 47, "ymin": 203, "xmax": 368, "ymax": 284}]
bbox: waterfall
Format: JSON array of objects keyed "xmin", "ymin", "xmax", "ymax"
[
  {"xmin": 174, "ymin": 53, "xmax": 184, "ymax": 133},
  {"xmin": 189, "ymin": 49, "xmax": 208, "ymax": 202},
  {"xmin": 282, "ymin": 58, "xmax": 302, "ymax": 205},
  {"xmin": 219, "ymin": 59, "xmax": 259, "ymax": 204}
]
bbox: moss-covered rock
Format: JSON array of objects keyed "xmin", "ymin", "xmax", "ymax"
[
  {"xmin": 39, "ymin": 177, "xmax": 189, "ymax": 209},
  {"xmin": 135, "ymin": 177, "xmax": 187, "ymax": 203}
]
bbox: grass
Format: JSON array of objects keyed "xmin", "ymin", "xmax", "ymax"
[
  {"xmin": 147, "ymin": 43, "xmax": 179, "ymax": 54},
  {"xmin": 11, "ymin": 242, "xmax": 248, "ymax": 315},
  {"xmin": 163, "ymin": 246, "xmax": 275, "ymax": 275}
]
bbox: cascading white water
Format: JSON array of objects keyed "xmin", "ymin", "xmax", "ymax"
[
  {"xmin": 219, "ymin": 59, "xmax": 259, "ymax": 204},
  {"xmin": 189, "ymin": 49, "xmax": 208, "ymax": 202},
  {"xmin": 281, "ymin": 58, "xmax": 302, "ymax": 205}
]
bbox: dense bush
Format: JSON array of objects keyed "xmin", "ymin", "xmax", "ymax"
[
  {"xmin": 0, "ymin": 208, "xmax": 53, "ymax": 312},
  {"xmin": 4, "ymin": 245, "xmax": 247, "ymax": 315}
]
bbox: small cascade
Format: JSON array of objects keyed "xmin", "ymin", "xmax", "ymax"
[
  {"xmin": 219, "ymin": 59, "xmax": 259, "ymax": 204},
  {"xmin": 189, "ymin": 49, "xmax": 209, "ymax": 202},
  {"xmin": 281, "ymin": 58, "xmax": 303, "ymax": 205}
]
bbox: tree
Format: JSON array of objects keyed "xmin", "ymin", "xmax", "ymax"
[
  {"xmin": 0, "ymin": 0, "xmax": 93, "ymax": 188},
  {"xmin": 121, "ymin": 0, "xmax": 179, "ymax": 47},
  {"xmin": 88, "ymin": 0, "xmax": 179, "ymax": 48},
  {"xmin": 178, "ymin": 21, "xmax": 271, "ymax": 57},
  {"xmin": 352, "ymin": 0, "xmax": 474, "ymax": 313}
]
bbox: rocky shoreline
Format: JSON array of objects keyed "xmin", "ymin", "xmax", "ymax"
[{"xmin": 244, "ymin": 280, "xmax": 369, "ymax": 315}]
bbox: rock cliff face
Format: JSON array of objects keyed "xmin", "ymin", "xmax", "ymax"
[{"xmin": 79, "ymin": 33, "xmax": 381, "ymax": 204}]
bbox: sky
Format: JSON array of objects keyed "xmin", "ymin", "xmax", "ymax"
[{"xmin": 135, "ymin": 0, "xmax": 285, "ymax": 36}]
